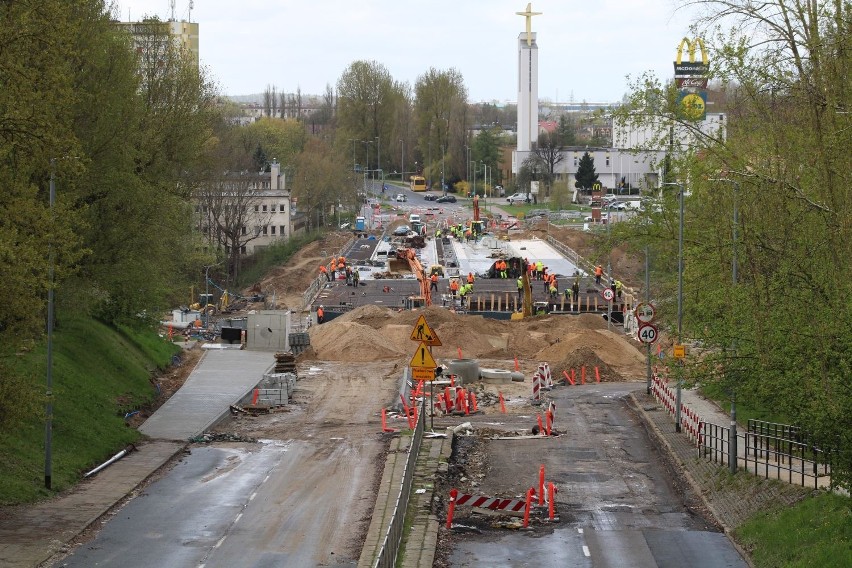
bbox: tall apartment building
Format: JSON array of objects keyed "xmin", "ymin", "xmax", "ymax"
[{"xmin": 114, "ymin": 18, "xmax": 199, "ymax": 68}]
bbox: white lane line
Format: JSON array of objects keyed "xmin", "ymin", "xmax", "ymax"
[
  {"xmin": 234, "ymin": 513, "xmax": 243, "ymax": 523},
  {"xmin": 214, "ymin": 536, "xmax": 227, "ymax": 549},
  {"xmin": 263, "ymin": 475, "xmax": 271, "ymax": 483},
  {"xmin": 582, "ymin": 545, "xmax": 591, "ymax": 557},
  {"xmin": 249, "ymin": 492, "xmax": 257, "ymax": 501}
]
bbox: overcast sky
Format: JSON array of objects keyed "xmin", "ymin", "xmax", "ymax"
[{"xmin": 112, "ymin": 0, "xmax": 699, "ymax": 103}]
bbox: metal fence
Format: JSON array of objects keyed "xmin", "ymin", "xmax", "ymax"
[
  {"xmin": 372, "ymin": 402, "xmax": 425, "ymax": 568},
  {"xmin": 699, "ymin": 420, "xmax": 833, "ymax": 488}
]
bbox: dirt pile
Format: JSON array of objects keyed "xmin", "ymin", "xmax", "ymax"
[
  {"xmin": 306, "ymin": 305, "xmax": 646, "ymax": 380},
  {"xmin": 254, "ymin": 232, "xmax": 354, "ymax": 308}
]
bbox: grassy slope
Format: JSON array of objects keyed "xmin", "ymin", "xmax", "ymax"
[
  {"xmin": 0, "ymin": 316, "xmax": 178, "ymax": 505},
  {"xmin": 736, "ymin": 492, "xmax": 851, "ymax": 567}
]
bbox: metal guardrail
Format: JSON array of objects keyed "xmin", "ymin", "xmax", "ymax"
[
  {"xmin": 699, "ymin": 420, "xmax": 834, "ymax": 488},
  {"xmin": 301, "ymin": 237, "xmax": 356, "ymax": 310},
  {"xmin": 372, "ymin": 401, "xmax": 425, "ymax": 568}
]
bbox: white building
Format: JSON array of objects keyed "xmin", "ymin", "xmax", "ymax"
[{"xmin": 196, "ymin": 161, "xmax": 292, "ymax": 255}]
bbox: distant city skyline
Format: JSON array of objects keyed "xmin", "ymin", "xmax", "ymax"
[{"xmin": 113, "ymin": 0, "xmax": 699, "ymax": 103}]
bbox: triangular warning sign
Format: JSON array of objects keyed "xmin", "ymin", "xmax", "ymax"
[
  {"xmin": 409, "ymin": 314, "xmax": 442, "ymax": 346},
  {"xmin": 409, "ymin": 342, "xmax": 438, "ymax": 369}
]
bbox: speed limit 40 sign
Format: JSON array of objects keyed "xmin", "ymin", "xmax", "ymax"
[{"xmin": 637, "ymin": 323, "xmax": 659, "ymax": 344}]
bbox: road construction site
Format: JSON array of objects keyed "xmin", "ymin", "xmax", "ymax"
[{"xmin": 4, "ymin": 203, "xmax": 815, "ymax": 567}]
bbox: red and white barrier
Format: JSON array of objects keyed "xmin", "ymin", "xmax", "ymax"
[{"xmin": 532, "ymin": 372, "xmax": 542, "ymax": 402}]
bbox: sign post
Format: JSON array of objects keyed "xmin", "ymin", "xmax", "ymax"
[{"xmin": 410, "ymin": 315, "xmax": 441, "ymax": 429}]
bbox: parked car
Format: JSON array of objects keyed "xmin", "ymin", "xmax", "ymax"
[
  {"xmin": 392, "ymin": 225, "xmax": 411, "ymax": 236},
  {"xmin": 506, "ymin": 192, "xmax": 531, "ymax": 204},
  {"xmin": 423, "ymin": 193, "xmax": 437, "ymax": 201},
  {"xmin": 436, "ymin": 194, "xmax": 457, "ymax": 203},
  {"xmin": 395, "ymin": 193, "xmax": 407, "ymax": 202}
]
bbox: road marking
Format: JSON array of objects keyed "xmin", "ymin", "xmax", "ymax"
[
  {"xmin": 249, "ymin": 492, "xmax": 257, "ymax": 501},
  {"xmin": 578, "ymin": 528, "xmax": 584, "ymax": 533},
  {"xmin": 234, "ymin": 513, "xmax": 243, "ymax": 523},
  {"xmin": 582, "ymin": 545, "xmax": 591, "ymax": 557},
  {"xmin": 264, "ymin": 475, "xmax": 271, "ymax": 483},
  {"xmin": 215, "ymin": 536, "xmax": 227, "ymax": 549}
]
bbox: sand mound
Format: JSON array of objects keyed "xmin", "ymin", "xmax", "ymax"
[
  {"xmin": 308, "ymin": 320, "xmax": 405, "ymax": 361},
  {"xmin": 550, "ymin": 347, "xmax": 623, "ymax": 382}
]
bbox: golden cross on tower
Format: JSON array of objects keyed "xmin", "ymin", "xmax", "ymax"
[{"xmin": 516, "ymin": 2, "xmax": 542, "ymax": 47}]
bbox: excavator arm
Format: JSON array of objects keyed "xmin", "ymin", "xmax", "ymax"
[{"xmin": 400, "ymin": 249, "xmax": 432, "ymax": 306}]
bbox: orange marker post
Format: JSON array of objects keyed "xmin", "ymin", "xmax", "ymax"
[
  {"xmin": 457, "ymin": 347, "xmax": 463, "ymax": 358},
  {"xmin": 523, "ymin": 488, "xmax": 534, "ymax": 528},
  {"xmin": 514, "ymin": 356, "xmax": 520, "ymax": 371},
  {"xmin": 469, "ymin": 392, "xmax": 479, "ymax": 413},
  {"xmin": 581, "ymin": 366, "xmax": 586, "ymax": 385},
  {"xmin": 548, "ymin": 483, "xmax": 556, "ymax": 520},
  {"xmin": 539, "ymin": 465, "xmax": 545, "ymax": 505},
  {"xmin": 571, "ymin": 368, "xmax": 576, "ymax": 384},
  {"xmin": 251, "ymin": 388, "xmax": 259, "ymax": 405},
  {"xmin": 595, "ymin": 366, "xmax": 601, "ymax": 383},
  {"xmin": 562, "ymin": 370, "xmax": 575, "ymax": 386},
  {"xmin": 499, "ymin": 392, "xmax": 507, "ymax": 413},
  {"xmin": 546, "ymin": 410, "xmax": 552, "ymax": 436},
  {"xmin": 537, "ymin": 414, "xmax": 544, "ymax": 436},
  {"xmin": 446, "ymin": 489, "xmax": 458, "ymax": 529}
]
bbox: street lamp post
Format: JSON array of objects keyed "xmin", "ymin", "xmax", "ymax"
[
  {"xmin": 45, "ymin": 159, "xmax": 56, "ymax": 490},
  {"xmin": 662, "ymin": 181, "xmax": 685, "ymax": 432},
  {"xmin": 400, "ymin": 139, "xmax": 405, "ymax": 185},
  {"xmin": 441, "ymin": 145, "xmax": 445, "ymax": 193},
  {"xmin": 375, "ymin": 136, "xmax": 380, "ymax": 183},
  {"xmin": 710, "ymin": 176, "xmax": 740, "ymax": 472},
  {"xmin": 470, "ymin": 161, "xmax": 476, "ymax": 197}
]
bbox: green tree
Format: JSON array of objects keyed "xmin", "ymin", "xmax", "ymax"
[
  {"xmin": 615, "ymin": 0, "xmax": 852, "ymax": 488},
  {"xmin": 574, "ymin": 152, "xmax": 599, "ymax": 190},
  {"xmin": 291, "ymin": 138, "xmax": 352, "ymax": 231},
  {"xmin": 336, "ymin": 60, "xmax": 401, "ymax": 172},
  {"xmin": 557, "ymin": 114, "xmax": 577, "ymax": 145},
  {"xmin": 533, "ymin": 132, "xmax": 565, "ymax": 197},
  {"xmin": 414, "ymin": 67, "xmax": 468, "ymax": 182}
]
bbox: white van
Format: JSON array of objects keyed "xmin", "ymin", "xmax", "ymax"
[{"xmin": 408, "ymin": 213, "xmax": 421, "ymax": 224}]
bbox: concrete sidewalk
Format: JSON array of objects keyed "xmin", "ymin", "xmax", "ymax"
[
  {"xmin": 140, "ymin": 349, "xmax": 273, "ymax": 440},
  {"xmin": 632, "ymin": 386, "xmax": 815, "ymax": 531}
]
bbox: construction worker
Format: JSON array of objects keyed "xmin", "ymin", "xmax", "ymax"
[
  {"xmin": 571, "ymin": 279, "xmax": 580, "ymax": 305},
  {"xmin": 615, "ymin": 279, "xmax": 624, "ymax": 299},
  {"xmin": 458, "ymin": 283, "xmax": 468, "ymax": 307},
  {"xmin": 430, "ymin": 272, "xmax": 439, "ymax": 292},
  {"xmin": 594, "ymin": 264, "xmax": 603, "ymax": 285},
  {"xmin": 449, "ymin": 278, "xmax": 459, "ymax": 297},
  {"xmin": 331, "ymin": 258, "xmax": 338, "ymax": 280},
  {"xmin": 500, "ymin": 260, "xmax": 508, "ymax": 279},
  {"xmin": 535, "ymin": 260, "xmax": 544, "ymax": 280},
  {"xmin": 610, "ymin": 278, "xmax": 617, "ymax": 299},
  {"xmin": 549, "ymin": 280, "xmax": 558, "ymax": 299},
  {"xmin": 436, "ymin": 229, "xmax": 442, "ymax": 239},
  {"xmin": 319, "ymin": 264, "xmax": 330, "ymax": 281},
  {"xmin": 517, "ymin": 276, "xmax": 524, "ymax": 301},
  {"xmin": 317, "ymin": 305, "xmax": 325, "ymax": 324},
  {"xmin": 353, "ymin": 268, "xmax": 360, "ymax": 286},
  {"xmin": 467, "ymin": 272, "xmax": 475, "ymax": 289}
]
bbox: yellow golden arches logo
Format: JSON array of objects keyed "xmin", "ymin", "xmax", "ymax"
[{"xmin": 675, "ymin": 37, "xmax": 708, "ymax": 65}]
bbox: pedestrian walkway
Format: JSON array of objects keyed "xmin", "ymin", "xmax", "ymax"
[
  {"xmin": 0, "ymin": 440, "xmax": 184, "ymax": 568},
  {"xmin": 139, "ymin": 349, "xmax": 273, "ymax": 440},
  {"xmin": 631, "ymin": 388, "xmax": 814, "ymax": 530}
]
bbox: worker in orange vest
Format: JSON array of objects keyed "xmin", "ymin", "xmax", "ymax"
[
  {"xmin": 430, "ymin": 273, "xmax": 439, "ymax": 292},
  {"xmin": 594, "ymin": 264, "xmax": 603, "ymax": 285},
  {"xmin": 319, "ymin": 264, "xmax": 329, "ymax": 281},
  {"xmin": 317, "ymin": 305, "xmax": 325, "ymax": 324},
  {"xmin": 467, "ymin": 272, "xmax": 475, "ymax": 287},
  {"xmin": 330, "ymin": 258, "xmax": 338, "ymax": 279},
  {"xmin": 449, "ymin": 279, "xmax": 459, "ymax": 297}
]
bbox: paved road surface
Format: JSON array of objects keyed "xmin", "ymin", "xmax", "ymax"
[
  {"xmin": 59, "ymin": 361, "xmax": 399, "ymax": 568},
  {"xmin": 446, "ymin": 383, "xmax": 748, "ymax": 567}
]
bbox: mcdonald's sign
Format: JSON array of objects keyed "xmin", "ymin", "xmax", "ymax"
[{"xmin": 674, "ymin": 37, "xmax": 708, "ymax": 77}]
